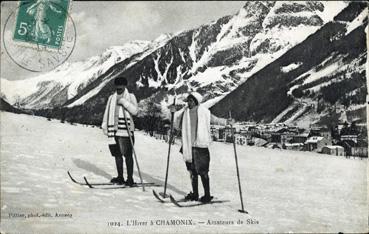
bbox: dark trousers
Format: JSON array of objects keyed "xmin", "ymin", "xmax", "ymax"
[
  {"xmin": 185, "ymin": 147, "xmax": 211, "ymax": 197},
  {"xmin": 114, "ymin": 136, "xmax": 134, "ymax": 181}
]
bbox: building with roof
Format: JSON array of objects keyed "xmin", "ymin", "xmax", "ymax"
[
  {"xmin": 321, "ymin": 145, "xmax": 345, "ymax": 156},
  {"xmin": 292, "ymin": 133, "xmax": 309, "ymax": 144},
  {"xmin": 284, "ymin": 143, "xmax": 304, "ymax": 151},
  {"xmin": 305, "ymin": 136, "xmax": 331, "ymax": 152}
]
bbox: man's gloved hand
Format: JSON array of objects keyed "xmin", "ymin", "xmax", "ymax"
[
  {"xmin": 227, "ymin": 118, "xmax": 235, "ymax": 126},
  {"xmin": 118, "ymin": 98, "xmax": 129, "ymax": 108},
  {"xmin": 168, "ymin": 104, "xmax": 178, "ymax": 113}
]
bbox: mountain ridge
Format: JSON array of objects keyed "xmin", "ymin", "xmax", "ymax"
[
  {"xmin": 3, "ymin": 1, "xmax": 364, "ymax": 129},
  {"xmin": 211, "ymin": 1, "xmax": 367, "ymax": 126}
]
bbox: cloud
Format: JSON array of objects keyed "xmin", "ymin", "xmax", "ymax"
[
  {"xmin": 69, "ymin": 11, "xmax": 100, "ymax": 61},
  {"xmin": 68, "ymin": 2, "xmax": 163, "ymax": 61},
  {"xmin": 121, "ymin": 2, "xmax": 162, "ymax": 29}
]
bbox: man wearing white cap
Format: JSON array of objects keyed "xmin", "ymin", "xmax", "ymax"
[{"xmin": 170, "ymin": 92, "xmax": 232, "ymax": 203}]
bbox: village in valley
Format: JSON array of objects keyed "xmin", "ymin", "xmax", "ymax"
[
  {"xmin": 149, "ymin": 107, "xmax": 367, "ymax": 160},
  {"xmin": 210, "ymin": 120, "xmax": 367, "ymax": 159},
  {"xmin": 145, "ymin": 100, "xmax": 367, "ymax": 160}
]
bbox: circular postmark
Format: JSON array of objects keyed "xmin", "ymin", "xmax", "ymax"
[{"xmin": 3, "ymin": 0, "xmax": 76, "ymax": 72}]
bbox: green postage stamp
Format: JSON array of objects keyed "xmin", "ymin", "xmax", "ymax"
[
  {"xmin": 3, "ymin": 0, "xmax": 76, "ymax": 72},
  {"xmin": 13, "ymin": 0, "xmax": 70, "ymax": 48}
]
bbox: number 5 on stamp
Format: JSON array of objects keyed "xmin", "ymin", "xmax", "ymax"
[{"xmin": 13, "ymin": 0, "xmax": 71, "ymax": 49}]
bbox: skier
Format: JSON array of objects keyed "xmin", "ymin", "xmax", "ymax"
[
  {"xmin": 169, "ymin": 92, "xmax": 233, "ymax": 203},
  {"xmin": 101, "ymin": 76, "xmax": 138, "ymax": 186}
]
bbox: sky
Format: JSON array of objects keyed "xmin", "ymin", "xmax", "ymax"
[{"xmin": 1, "ymin": 1, "xmax": 245, "ymax": 81}]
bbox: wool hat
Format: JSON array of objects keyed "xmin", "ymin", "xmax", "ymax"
[
  {"xmin": 186, "ymin": 91, "xmax": 203, "ymax": 104},
  {"xmin": 114, "ymin": 76, "xmax": 128, "ymax": 86}
]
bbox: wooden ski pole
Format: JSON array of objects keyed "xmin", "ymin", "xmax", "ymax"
[
  {"xmin": 123, "ymin": 109, "xmax": 145, "ymax": 192},
  {"xmin": 229, "ymin": 111, "xmax": 248, "ymax": 213},
  {"xmin": 159, "ymin": 97, "xmax": 176, "ymax": 198}
]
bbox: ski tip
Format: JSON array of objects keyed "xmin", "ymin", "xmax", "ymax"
[
  {"xmin": 152, "ymin": 189, "xmax": 166, "ymax": 203},
  {"xmin": 83, "ymin": 176, "xmax": 93, "ymax": 188},
  {"xmin": 67, "ymin": 171, "xmax": 78, "ymax": 183},
  {"xmin": 169, "ymin": 194, "xmax": 175, "ymax": 202},
  {"xmin": 169, "ymin": 194, "xmax": 183, "ymax": 207}
]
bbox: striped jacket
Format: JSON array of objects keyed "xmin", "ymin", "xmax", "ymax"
[{"xmin": 102, "ymin": 90, "xmax": 138, "ymax": 137}]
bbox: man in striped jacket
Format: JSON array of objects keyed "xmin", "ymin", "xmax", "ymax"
[{"xmin": 102, "ymin": 76, "xmax": 138, "ymax": 186}]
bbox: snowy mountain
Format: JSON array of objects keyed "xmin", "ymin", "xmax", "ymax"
[
  {"xmin": 1, "ymin": 40, "xmax": 150, "ymax": 108},
  {"xmin": 127, "ymin": 1, "xmax": 346, "ymax": 105},
  {"xmin": 211, "ymin": 2, "xmax": 367, "ymax": 128},
  {"xmin": 3, "ymin": 1, "xmax": 365, "ymax": 129},
  {"xmin": 35, "ymin": 1, "xmax": 348, "ymax": 125}
]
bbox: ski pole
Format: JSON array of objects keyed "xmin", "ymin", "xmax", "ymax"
[
  {"xmin": 123, "ymin": 109, "xmax": 145, "ymax": 192},
  {"xmin": 229, "ymin": 111, "xmax": 248, "ymax": 213},
  {"xmin": 160, "ymin": 97, "xmax": 176, "ymax": 198}
]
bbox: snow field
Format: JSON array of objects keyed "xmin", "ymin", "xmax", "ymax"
[{"xmin": 0, "ymin": 112, "xmax": 367, "ymax": 233}]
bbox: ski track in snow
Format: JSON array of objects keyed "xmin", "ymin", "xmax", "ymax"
[{"xmin": 0, "ymin": 112, "xmax": 367, "ymax": 233}]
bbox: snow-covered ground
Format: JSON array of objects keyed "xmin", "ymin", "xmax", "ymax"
[{"xmin": 1, "ymin": 112, "xmax": 367, "ymax": 233}]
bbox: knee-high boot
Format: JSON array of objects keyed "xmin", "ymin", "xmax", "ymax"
[
  {"xmin": 125, "ymin": 155, "xmax": 134, "ymax": 182},
  {"xmin": 115, "ymin": 156, "xmax": 124, "ymax": 179},
  {"xmin": 201, "ymin": 173, "xmax": 210, "ymax": 198},
  {"xmin": 191, "ymin": 173, "xmax": 199, "ymax": 197}
]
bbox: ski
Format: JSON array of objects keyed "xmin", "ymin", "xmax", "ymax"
[
  {"xmin": 68, "ymin": 171, "xmax": 158, "ymax": 189},
  {"xmin": 68, "ymin": 171, "xmax": 124, "ymax": 186},
  {"xmin": 83, "ymin": 177, "xmax": 158, "ymax": 189},
  {"xmin": 84, "ymin": 177, "xmax": 95, "ymax": 188},
  {"xmin": 169, "ymin": 194, "xmax": 229, "ymax": 208},
  {"xmin": 152, "ymin": 189, "xmax": 171, "ymax": 201},
  {"xmin": 152, "ymin": 190, "xmax": 186, "ymax": 203},
  {"xmin": 158, "ymin": 191, "xmax": 170, "ymax": 198},
  {"xmin": 67, "ymin": 171, "xmax": 85, "ymax": 185},
  {"xmin": 68, "ymin": 171, "xmax": 120, "ymax": 186},
  {"xmin": 152, "ymin": 190, "xmax": 166, "ymax": 202},
  {"xmin": 68, "ymin": 171, "xmax": 112, "ymax": 185}
]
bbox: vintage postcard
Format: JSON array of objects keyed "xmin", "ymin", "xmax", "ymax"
[{"xmin": 1, "ymin": 1, "xmax": 368, "ymax": 233}]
